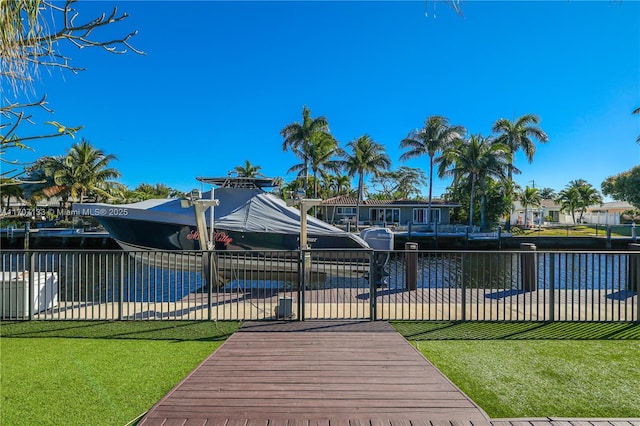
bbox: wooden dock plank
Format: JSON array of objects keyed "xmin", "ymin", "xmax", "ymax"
[
  {"xmin": 139, "ymin": 321, "xmax": 489, "ymax": 424},
  {"xmin": 138, "ymin": 321, "xmax": 640, "ymax": 426}
]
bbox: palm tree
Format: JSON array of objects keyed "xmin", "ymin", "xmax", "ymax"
[
  {"xmin": 0, "ymin": 180, "xmax": 24, "ymax": 212},
  {"xmin": 309, "ymin": 133, "xmax": 344, "ymax": 198},
  {"xmin": 233, "ymin": 160, "xmax": 263, "ymax": 178},
  {"xmin": 556, "ymin": 179, "xmax": 602, "ymax": 224},
  {"xmin": 36, "ymin": 139, "xmax": 120, "ymax": 203},
  {"xmin": 492, "ymin": 114, "xmax": 549, "ymax": 180},
  {"xmin": 131, "ymin": 183, "xmax": 181, "ymax": 201},
  {"xmin": 326, "ymin": 174, "xmax": 352, "ymax": 197},
  {"xmin": 573, "ymin": 179, "xmax": 603, "ymax": 223},
  {"xmin": 400, "ymin": 116, "xmax": 465, "ymax": 227},
  {"xmin": 280, "ymin": 106, "xmax": 330, "ymax": 192},
  {"xmin": 519, "ymin": 186, "xmax": 541, "ymax": 228},
  {"xmin": 438, "ymin": 135, "xmax": 510, "ymax": 229},
  {"xmin": 492, "ymin": 114, "xmax": 548, "ymax": 230},
  {"xmin": 578, "ymin": 188, "xmax": 602, "ymax": 223},
  {"xmin": 26, "ymin": 155, "xmax": 73, "ymax": 208},
  {"xmin": 539, "ymin": 187, "xmax": 557, "ymax": 200},
  {"xmin": 288, "ymin": 132, "xmax": 344, "ymax": 201},
  {"xmin": 63, "ymin": 139, "xmax": 120, "ymax": 202},
  {"xmin": 343, "ymin": 135, "xmax": 391, "ymax": 228},
  {"xmin": 556, "ymin": 186, "xmax": 581, "ymax": 224}
]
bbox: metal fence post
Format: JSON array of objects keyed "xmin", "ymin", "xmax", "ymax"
[
  {"xmin": 296, "ymin": 251, "xmax": 302, "ymax": 321},
  {"xmin": 119, "ymin": 252, "xmax": 124, "ymax": 320},
  {"xmin": 627, "ymin": 243, "xmax": 640, "ymax": 322},
  {"xmin": 369, "ymin": 251, "xmax": 377, "ymax": 321},
  {"xmin": 28, "ymin": 251, "xmax": 35, "ymax": 321},
  {"xmin": 299, "ymin": 249, "xmax": 308, "ymax": 321},
  {"xmin": 208, "ymin": 251, "xmax": 214, "ymax": 321},
  {"xmin": 549, "ymin": 252, "xmax": 555, "ymax": 322},
  {"xmin": 461, "ymin": 252, "xmax": 467, "ymax": 321}
]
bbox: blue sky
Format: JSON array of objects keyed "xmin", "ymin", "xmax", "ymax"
[{"xmin": 11, "ymin": 0, "xmax": 640, "ymax": 199}]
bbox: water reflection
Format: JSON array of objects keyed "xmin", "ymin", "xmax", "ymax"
[{"xmin": 2, "ymin": 250, "xmax": 633, "ymax": 303}]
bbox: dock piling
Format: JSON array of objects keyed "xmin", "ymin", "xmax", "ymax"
[
  {"xmin": 405, "ymin": 242, "xmax": 418, "ymax": 291},
  {"xmin": 520, "ymin": 243, "xmax": 537, "ymax": 292},
  {"xmin": 628, "ymin": 243, "xmax": 640, "ymax": 293}
]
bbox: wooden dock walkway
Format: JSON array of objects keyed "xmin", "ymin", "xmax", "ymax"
[
  {"xmin": 139, "ymin": 320, "xmax": 491, "ymax": 425},
  {"xmin": 138, "ymin": 320, "xmax": 639, "ymax": 426}
]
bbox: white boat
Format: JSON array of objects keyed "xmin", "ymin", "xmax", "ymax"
[{"xmin": 73, "ymin": 177, "xmax": 373, "ymax": 252}]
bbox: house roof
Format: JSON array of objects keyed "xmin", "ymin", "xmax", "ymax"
[
  {"xmin": 587, "ymin": 201, "xmax": 634, "ymax": 211},
  {"xmin": 540, "ymin": 199, "xmax": 561, "ymax": 208},
  {"xmin": 513, "ymin": 199, "xmax": 561, "ymax": 210},
  {"xmin": 322, "ymin": 196, "xmax": 460, "ymax": 208}
]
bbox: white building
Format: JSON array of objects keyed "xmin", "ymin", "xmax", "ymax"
[{"xmin": 510, "ymin": 199, "xmax": 635, "ymax": 226}]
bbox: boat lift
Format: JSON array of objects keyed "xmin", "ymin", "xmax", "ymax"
[
  {"xmin": 181, "ymin": 189, "xmax": 219, "ymax": 250},
  {"xmin": 181, "ymin": 189, "xmax": 221, "ymax": 299}
]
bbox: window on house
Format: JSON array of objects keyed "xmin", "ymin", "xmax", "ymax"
[
  {"xmin": 413, "ymin": 208, "xmax": 441, "ymax": 223},
  {"xmin": 370, "ymin": 208, "xmax": 400, "ymax": 224},
  {"xmin": 336, "ymin": 207, "xmax": 357, "ymax": 216}
]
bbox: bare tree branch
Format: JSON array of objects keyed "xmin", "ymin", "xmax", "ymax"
[{"xmin": 0, "ymin": 0, "xmax": 142, "ymax": 184}]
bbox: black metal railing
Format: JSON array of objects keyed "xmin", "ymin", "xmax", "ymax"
[{"xmin": 1, "ymin": 247, "xmax": 638, "ymax": 322}]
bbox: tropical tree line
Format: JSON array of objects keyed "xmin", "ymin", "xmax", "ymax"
[
  {"xmin": 276, "ymin": 107, "xmax": 552, "ymax": 230},
  {"xmin": 5, "ymin": 106, "xmax": 639, "ymax": 229},
  {"xmin": 2, "ymin": 138, "xmax": 182, "ymax": 215},
  {"xmin": 518, "ymin": 180, "xmax": 604, "ymax": 227},
  {"xmin": 3, "ymin": 2, "xmax": 636, "ymax": 228},
  {"xmin": 277, "ymin": 106, "xmax": 640, "ymax": 228}
]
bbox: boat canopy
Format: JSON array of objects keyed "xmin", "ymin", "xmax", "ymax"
[{"xmin": 75, "ymin": 187, "xmax": 368, "ymax": 243}]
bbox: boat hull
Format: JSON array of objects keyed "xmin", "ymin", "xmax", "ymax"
[{"xmin": 96, "ymin": 216, "xmax": 368, "ymax": 252}]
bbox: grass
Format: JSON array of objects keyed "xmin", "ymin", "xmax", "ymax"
[
  {"xmin": 0, "ymin": 321, "xmax": 239, "ymax": 426},
  {"xmin": 2, "ymin": 320, "xmax": 640, "ymax": 423},
  {"xmin": 512, "ymin": 224, "xmax": 634, "ymax": 237},
  {"xmin": 392, "ymin": 321, "xmax": 640, "ymax": 418}
]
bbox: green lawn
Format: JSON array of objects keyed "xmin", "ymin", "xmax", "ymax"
[
  {"xmin": 392, "ymin": 321, "xmax": 640, "ymax": 418},
  {"xmin": 2, "ymin": 321, "xmax": 639, "ymax": 424},
  {"xmin": 1, "ymin": 321, "xmax": 239, "ymax": 426},
  {"xmin": 513, "ymin": 224, "xmax": 634, "ymax": 237}
]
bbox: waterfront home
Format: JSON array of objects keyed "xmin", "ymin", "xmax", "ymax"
[
  {"xmin": 510, "ymin": 199, "xmax": 635, "ymax": 226},
  {"xmin": 510, "ymin": 199, "xmax": 564, "ymax": 227},
  {"xmin": 584, "ymin": 201, "xmax": 635, "ymax": 224},
  {"xmin": 319, "ymin": 195, "xmax": 460, "ymax": 229}
]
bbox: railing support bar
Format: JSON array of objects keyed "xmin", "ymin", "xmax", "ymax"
[
  {"xmin": 119, "ymin": 252, "xmax": 124, "ymax": 320},
  {"xmin": 549, "ymin": 252, "xmax": 555, "ymax": 322},
  {"xmin": 461, "ymin": 253, "xmax": 466, "ymax": 322},
  {"xmin": 28, "ymin": 252, "xmax": 35, "ymax": 321},
  {"xmin": 369, "ymin": 251, "xmax": 377, "ymax": 321}
]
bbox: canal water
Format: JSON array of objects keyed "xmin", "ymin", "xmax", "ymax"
[{"xmin": 1, "ymin": 251, "xmax": 633, "ymax": 303}]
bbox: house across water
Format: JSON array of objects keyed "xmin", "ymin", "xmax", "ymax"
[
  {"xmin": 319, "ymin": 195, "xmax": 460, "ymax": 230},
  {"xmin": 510, "ymin": 199, "xmax": 635, "ymax": 227}
]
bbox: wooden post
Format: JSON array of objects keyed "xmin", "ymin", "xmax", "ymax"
[
  {"xmin": 520, "ymin": 243, "xmax": 537, "ymax": 292},
  {"xmin": 628, "ymin": 243, "xmax": 640, "ymax": 293},
  {"xmin": 405, "ymin": 242, "xmax": 418, "ymax": 291}
]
